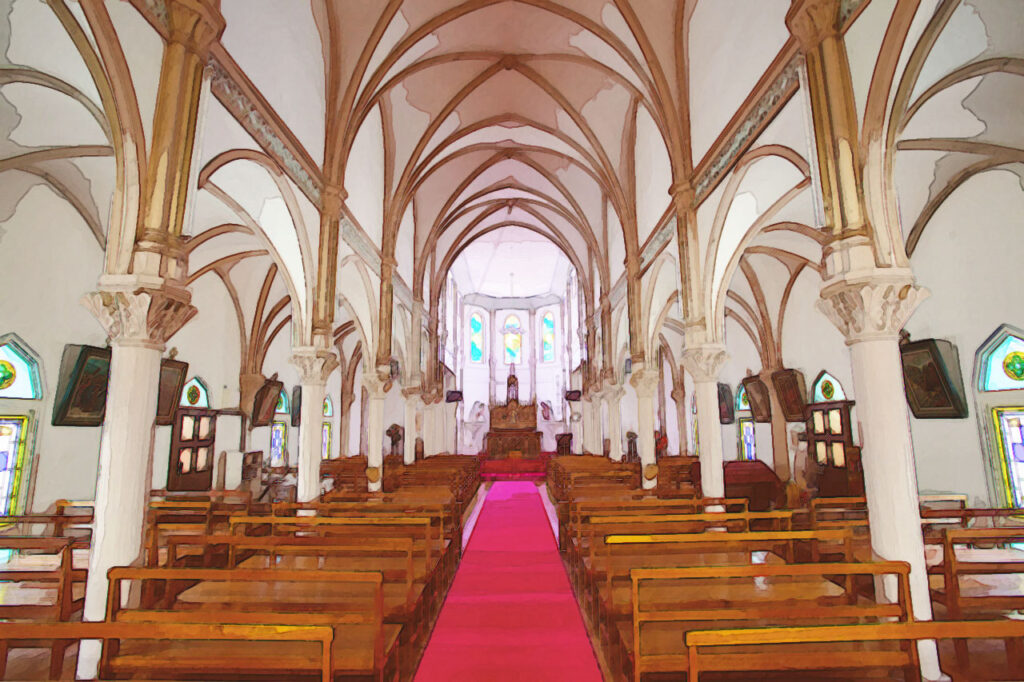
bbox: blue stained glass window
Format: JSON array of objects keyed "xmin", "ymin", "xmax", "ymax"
[
  {"xmin": 812, "ymin": 371, "xmax": 846, "ymax": 402},
  {"xmin": 180, "ymin": 377, "xmax": 210, "ymax": 408},
  {"xmin": 542, "ymin": 312, "xmax": 555, "ymax": 363},
  {"xmin": 270, "ymin": 420, "xmax": 288, "ymax": 466},
  {"xmin": 470, "ymin": 313, "xmax": 484, "ymax": 363},
  {"xmin": 982, "ymin": 335, "xmax": 1024, "ymax": 392},
  {"xmin": 735, "ymin": 384, "xmax": 749, "ymax": 411},
  {"xmin": 503, "ymin": 315, "xmax": 522, "ymax": 365},
  {"xmin": 739, "ymin": 417, "xmax": 756, "ymax": 461},
  {"xmin": 321, "ymin": 423, "xmax": 332, "ymax": 460},
  {"xmin": 0, "ymin": 416, "xmax": 28, "ymax": 516},
  {"xmin": 323, "ymin": 396, "xmax": 334, "ymax": 417},
  {"xmin": 0, "ymin": 339, "xmax": 41, "ymax": 400},
  {"xmin": 275, "ymin": 391, "xmax": 289, "ymax": 414}
]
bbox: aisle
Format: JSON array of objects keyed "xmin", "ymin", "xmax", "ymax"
[{"xmin": 414, "ymin": 481, "xmax": 602, "ymax": 682}]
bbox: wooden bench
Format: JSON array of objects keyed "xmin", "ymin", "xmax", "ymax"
[
  {"xmin": 626, "ymin": 560, "xmax": 912, "ymax": 682},
  {"xmin": 0, "ymin": 620, "xmax": 335, "ymax": 682},
  {"xmin": 103, "ymin": 566, "xmax": 400, "ymax": 681},
  {"xmin": 686, "ymin": 619, "xmax": 1024, "ymax": 681}
]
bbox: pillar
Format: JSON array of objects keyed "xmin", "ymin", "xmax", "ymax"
[
  {"xmin": 762, "ymin": 369, "xmax": 793, "ymax": 480},
  {"xmin": 670, "ymin": 383, "xmax": 688, "ymax": 455},
  {"xmin": 403, "ymin": 390, "xmax": 422, "ymax": 464},
  {"xmin": 581, "ymin": 393, "xmax": 601, "ymax": 454},
  {"xmin": 291, "ymin": 346, "xmax": 338, "ymax": 501},
  {"xmin": 363, "ymin": 372, "xmax": 388, "ymax": 491},
  {"xmin": 682, "ymin": 344, "xmax": 728, "ymax": 497},
  {"xmin": 78, "ymin": 289, "xmax": 195, "ymax": 677},
  {"xmin": 630, "ymin": 366, "xmax": 660, "ymax": 489},
  {"xmin": 605, "ymin": 386, "xmax": 625, "ymax": 461},
  {"xmin": 819, "ymin": 273, "xmax": 942, "ymax": 677}
]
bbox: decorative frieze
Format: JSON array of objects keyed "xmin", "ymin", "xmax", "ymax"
[{"xmin": 639, "ymin": 216, "xmax": 676, "ymax": 270}]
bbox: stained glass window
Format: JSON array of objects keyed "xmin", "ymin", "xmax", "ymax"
[
  {"xmin": 503, "ymin": 315, "xmax": 522, "ymax": 365},
  {"xmin": 735, "ymin": 384, "xmax": 750, "ymax": 411},
  {"xmin": 738, "ymin": 417, "xmax": 756, "ymax": 461},
  {"xmin": 982, "ymin": 334, "xmax": 1024, "ymax": 392},
  {"xmin": 542, "ymin": 312, "xmax": 555, "ymax": 363},
  {"xmin": 270, "ymin": 420, "xmax": 288, "ymax": 466},
  {"xmin": 0, "ymin": 416, "xmax": 28, "ymax": 515},
  {"xmin": 322, "ymin": 423, "xmax": 332, "ymax": 460},
  {"xmin": 275, "ymin": 390, "xmax": 289, "ymax": 414},
  {"xmin": 0, "ymin": 338, "xmax": 41, "ymax": 400},
  {"xmin": 470, "ymin": 313, "xmax": 484, "ymax": 363},
  {"xmin": 812, "ymin": 371, "xmax": 846, "ymax": 402},
  {"xmin": 323, "ymin": 396, "xmax": 334, "ymax": 417},
  {"xmin": 179, "ymin": 377, "xmax": 210, "ymax": 408}
]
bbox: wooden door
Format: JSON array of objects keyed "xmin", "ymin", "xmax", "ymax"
[{"xmin": 168, "ymin": 408, "xmax": 216, "ymax": 491}]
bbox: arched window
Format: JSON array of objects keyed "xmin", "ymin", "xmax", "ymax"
[
  {"xmin": 503, "ymin": 315, "xmax": 522, "ymax": 365},
  {"xmin": 0, "ymin": 336, "xmax": 41, "ymax": 400},
  {"xmin": 270, "ymin": 390, "xmax": 290, "ymax": 466},
  {"xmin": 811, "ymin": 371, "xmax": 846, "ymax": 402},
  {"xmin": 0, "ymin": 417, "xmax": 29, "ymax": 515},
  {"xmin": 321, "ymin": 397, "xmax": 334, "ymax": 460},
  {"xmin": 469, "ymin": 313, "xmax": 484, "ymax": 363},
  {"xmin": 976, "ymin": 326, "xmax": 1024, "ymax": 508},
  {"xmin": 980, "ymin": 332, "xmax": 1024, "ymax": 391},
  {"xmin": 542, "ymin": 312, "xmax": 555, "ymax": 363},
  {"xmin": 735, "ymin": 384, "xmax": 750, "ymax": 411},
  {"xmin": 179, "ymin": 377, "xmax": 210, "ymax": 408}
]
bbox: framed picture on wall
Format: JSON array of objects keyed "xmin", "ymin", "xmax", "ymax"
[
  {"xmin": 290, "ymin": 385, "xmax": 302, "ymax": 427},
  {"xmin": 770, "ymin": 368, "xmax": 807, "ymax": 422},
  {"xmin": 717, "ymin": 383, "xmax": 735, "ymax": 424},
  {"xmin": 155, "ymin": 359, "xmax": 189, "ymax": 426},
  {"xmin": 251, "ymin": 378, "xmax": 284, "ymax": 427},
  {"xmin": 741, "ymin": 375, "xmax": 772, "ymax": 423},
  {"xmin": 900, "ymin": 338, "xmax": 968, "ymax": 418},
  {"xmin": 52, "ymin": 344, "xmax": 110, "ymax": 426}
]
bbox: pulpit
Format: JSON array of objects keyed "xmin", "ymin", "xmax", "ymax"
[{"xmin": 480, "ymin": 371, "xmax": 546, "ymax": 477}]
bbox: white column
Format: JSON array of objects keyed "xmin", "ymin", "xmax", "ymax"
[
  {"xmin": 363, "ymin": 373, "xmax": 388, "ymax": 491},
  {"xmin": 580, "ymin": 395, "xmax": 598, "ymax": 454},
  {"xmin": 631, "ymin": 366, "xmax": 660, "ymax": 489},
  {"xmin": 78, "ymin": 287, "xmax": 195, "ymax": 678},
  {"xmin": 682, "ymin": 345, "xmax": 728, "ymax": 498},
  {"xmin": 818, "ymin": 273, "xmax": 943, "ymax": 678},
  {"xmin": 605, "ymin": 387, "xmax": 624, "ymax": 461},
  {"xmin": 291, "ymin": 347, "xmax": 338, "ymax": 502},
  {"xmin": 403, "ymin": 391, "xmax": 421, "ymax": 464}
]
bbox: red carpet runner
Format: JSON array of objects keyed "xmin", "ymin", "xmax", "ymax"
[{"xmin": 414, "ymin": 481, "xmax": 603, "ymax": 682}]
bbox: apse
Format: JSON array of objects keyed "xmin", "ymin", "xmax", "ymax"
[{"xmin": 445, "ymin": 227, "xmax": 580, "ymax": 453}]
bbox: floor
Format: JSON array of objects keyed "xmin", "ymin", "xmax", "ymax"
[{"xmin": 414, "ymin": 480, "xmax": 603, "ymax": 682}]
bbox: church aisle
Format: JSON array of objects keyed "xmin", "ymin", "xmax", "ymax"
[{"xmin": 414, "ymin": 481, "xmax": 603, "ymax": 682}]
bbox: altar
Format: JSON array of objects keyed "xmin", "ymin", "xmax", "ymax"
[{"xmin": 479, "ymin": 372, "xmax": 547, "ymax": 477}]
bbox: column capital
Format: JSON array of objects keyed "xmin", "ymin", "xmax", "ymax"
[
  {"xmin": 603, "ymin": 384, "xmax": 625, "ymax": 403},
  {"xmin": 817, "ymin": 270, "xmax": 929, "ymax": 344},
  {"xmin": 82, "ymin": 281, "xmax": 196, "ymax": 350},
  {"xmin": 290, "ymin": 346, "xmax": 339, "ymax": 385},
  {"xmin": 681, "ymin": 344, "xmax": 728, "ymax": 383},
  {"xmin": 630, "ymin": 365, "xmax": 660, "ymax": 398},
  {"xmin": 362, "ymin": 369, "xmax": 391, "ymax": 398},
  {"xmin": 785, "ymin": 0, "xmax": 841, "ymax": 51},
  {"xmin": 168, "ymin": 0, "xmax": 225, "ymax": 58}
]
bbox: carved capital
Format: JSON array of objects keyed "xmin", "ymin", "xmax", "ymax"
[
  {"xmin": 786, "ymin": 0, "xmax": 840, "ymax": 50},
  {"xmin": 363, "ymin": 370, "xmax": 390, "ymax": 399},
  {"xmin": 291, "ymin": 347, "xmax": 339, "ymax": 386},
  {"xmin": 817, "ymin": 276, "xmax": 929, "ymax": 344},
  {"xmin": 681, "ymin": 344, "xmax": 728, "ymax": 383},
  {"xmin": 168, "ymin": 0, "xmax": 225, "ymax": 57},
  {"xmin": 630, "ymin": 366, "xmax": 661, "ymax": 398},
  {"xmin": 603, "ymin": 384, "xmax": 625, "ymax": 404},
  {"xmin": 82, "ymin": 286, "xmax": 196, "ymax": 349}
]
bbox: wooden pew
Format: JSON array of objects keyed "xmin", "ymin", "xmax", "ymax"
[
  {"xmin": 626, "ymin": 560, "xmax": 912, "ymax": 682},
  {"xmin": 0, "ymin": 512, "xmax": 92, "ymax": 548},
  {"xmin": 0, "ymin": 536, "xmax": 86, "ymax": 678},
  {"xmin": 103, "ymin": 566, "xmax": 400, "ymax": 681},
  {"xmin": 0, "ymin": 621, "xmax": 335, "ymax": 682},
  {"xmin": 686, "ymin": 619, "xmax": 1024, "ymax": 681}
]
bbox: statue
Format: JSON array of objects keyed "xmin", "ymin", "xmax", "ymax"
[{"xmin": 506, "ymin": 365, "xmax": 519, "ymax": 403}]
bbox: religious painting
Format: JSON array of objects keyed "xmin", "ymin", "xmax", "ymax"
[
  {"xmin": 251, "ymin": 377, "xmax": 284, "ymax": 427},
  {"xmin": 770, "ymin": 368, "xmax": 807, "ymax": 422},
  {"xmin": 741, "ymin": 375, "xmax": 772, "ymax": 423},
  {"xmin": 900, "ymin": 338, "xmax": 968, "ymax": 418},
  {"xmin": 717, "ymin": 382, "xmax": 735, "ymax": 424},
  {"xmin": 155, "ymin": 359, "xmax": 189, "ymax": 426},
  {"xmin": 290, "ymin": 385, "xmax": 303, "ymax": 427},
  {"xmin": 52, "ymin": 344, "xmax": 110, "ymax": 426}
]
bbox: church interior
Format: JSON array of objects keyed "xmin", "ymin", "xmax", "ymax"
[{"xmin": 1, "ymin": 0, "xmax": 1023, "ymax": 679}]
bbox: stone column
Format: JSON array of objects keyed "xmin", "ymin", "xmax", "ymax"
[
  {"xmin": 78, "ymin": 287, "xmax": 195, "ymax": 677},
  {"xmin": 630, "ymin": 366, "xmax": 660, "ymax": 489},
  {"xmin": 363, "ymin": 372, "xmax": 388, "ymax": 491},
  {"xmin": 291, "ymin": 346, "xmax": 338, "ymax": 501},
  {"xmin": 581, "ymin": 392, "xmax": 601, "ymax": 454},
  {"xmin": 819, "ymin": 271, "xmax": 943, "ymax": 677},
  {"xmin": 604, "ymin": 386, "xmax": 625, "ymax": 461},
  {"xmin": 682, "ymin": 344, "xmax": 728, "ymax": 497},
  {"xmin": 762, "ymin": 368, "xmax": 793, "ymax": 480},
  {"xmin": 403, "ymin": 389, "xmax": 422, "ymax": 464},
  {"xmin": 671, "ymin": 383, "xmax": 688, "ymax": 455}
]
